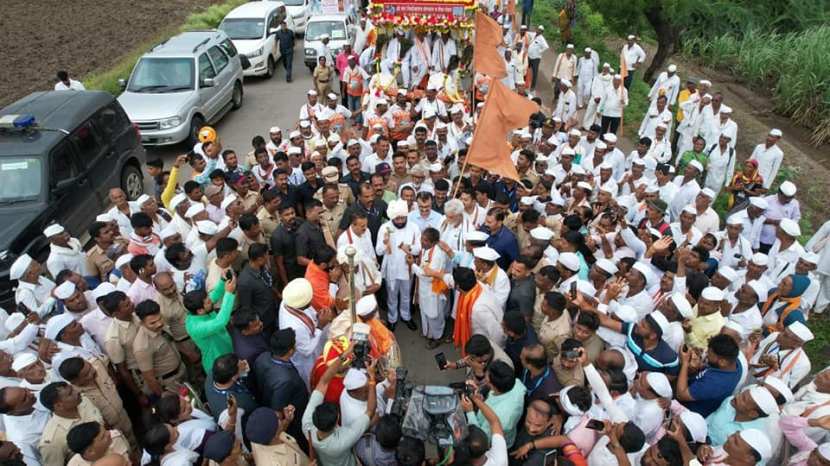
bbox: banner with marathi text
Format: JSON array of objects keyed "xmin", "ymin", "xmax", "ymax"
[{"xmin": 369, "ymin": 0, "xmax": 477, "ymax": 30}]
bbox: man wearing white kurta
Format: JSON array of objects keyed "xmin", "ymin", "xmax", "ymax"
[
  {"xmin": 749, "ymin": 322, "xmax": 813, "ymax": 389},
  {"xmin": 582, "ymin": 64, "xmax": 613, "ymax": 130},
  {"xmin": 431, "ymin": 33, "xmax": 457, "ymax": 72},
  {"xmin": 717, "ymin": 105, "xmax": 738, "ymax": 150},
  {"xmin": 647, "ymin": 64, "xmax": 681, "ymax": 109},
  {"xmin": 599, "ymin": 75, "xmax": 628, "ymax": 135},
  {"xmin": 676, "ymin": 94, "xmax": 711, "ymax": 155},
  {"xmin": 576, "ymin": 48, "xmax": 598, "ymax": 107},
  {"xmin": 719, "ymin": 216, "xmax": 754, "ymax": 270},
  {"xmin": 527, "ymin": 26, "xmax": 549, "ymax": 90},
  {"xmin": 278, "ymin": 278, "xmax": 329, "ymax": 389},
  {"xmin": 411, "ymin": 229, "xmax": 449, "ymax": 344},
  {"xmin": 551, "ymin": 44, "xmax": 577, "ymax": 86},
  {"xmin": 669, "ymin": 161, "xmax": 703, "ymax": 221},
  {"xmin": 404, "ymin": 33, "xmax": 432, "ymax": 89},
  {"xmin": 638, "ymin": 96, "xmax": 673, "ymax": 140},
  {"xmin": 749, "ymin": 129, "xmax": 784, "ymax": 189},
  {"xmin": 704, "ymin": 133, "xmax": 737, "ymax": 195},
  {"xmin": 377, "ymin": 200, "xmax": 422, "ymax": 328},
  {"xmin": 553, "ymin": 80, "xmax": 578, "ymax": 126}
]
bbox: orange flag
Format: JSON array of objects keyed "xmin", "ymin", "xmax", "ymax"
[
  {"xmin": 473, "ymin": 11, "xmax": 507, "ymax": 79},
  {"xmin": 466, "ymin": 79, "xmax": 539, "ymax": 181}
]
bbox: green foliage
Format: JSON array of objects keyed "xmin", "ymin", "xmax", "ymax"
[
  {"xmin": 805, "ymin": 313, "xmax": 830, "ymax": 374},
  {"xmin": 682, "ymin": 26, "xmax": 830, "ymax": 146},
  {"xmin": 83, "ymin": 0, "xmax": 246, "ymax": 94},
  {"xmin": 181, "ymin": 0, "xmax": 249, "ymax": 31}
]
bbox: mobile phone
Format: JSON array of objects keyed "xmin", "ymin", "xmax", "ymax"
[
  {"xmin": 586, "ymin": 419, "xmax": 605, "ymax": 431},
  {"xmin": 434, "ymin": 352, "xmax": 448, "ymax": 370},
  {"xmin": 563, "ymin": 350, "xmax": 580, "ymax": 359},
  {"xmin": 225, "ymin": 269, "xmax": 233, "ymax": 281},
  {"xmin": 570, "ymin": 281, "xmax": 577, "ymax": 297}
]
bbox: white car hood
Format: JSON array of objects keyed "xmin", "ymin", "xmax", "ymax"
[
  {"xmin": 232, "ymin": 39, "xmax": 266, "ymax": 56},
  {"xmin": 117, "ymin": 91, "xmax": 192, "ymax": 122}
]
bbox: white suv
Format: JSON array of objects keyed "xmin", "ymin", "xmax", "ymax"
[
  {"xmin": 117, "ymin": 30, "xmax": 246, "ymax": 146},
  {"xmin": 219, "ymin": 1, "xmax": 296, "ymax": 78}
]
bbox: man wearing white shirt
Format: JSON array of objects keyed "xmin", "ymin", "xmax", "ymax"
[
  {"xmin": 336, "ymin": 212, "xmax": 378, "ymax": 269},
  {"xmin": 583, "ymin": 64, "xmax": 613, "ymax": 129},
  {"xmin": 602, "ymin": 133, "xmax": 627, "ymax": 182},
  {"xmin": 717, "ymin": 106, "xmax": 738, "ymax": 150},
  {"xmin": 553, "ymin": 79, "xmax": 577, "ymax": 125},
  {"xmin": 377, "ymin": 200, "xmax": 421, "ymax": 330},
  {"xmin": 647, "ymin": 64, "xmax": 680, "ymax": 108},
  {"xmin": 693, "ymin": 189, "xmax": 720, "ymax": 235},
  {"xmin": 621, "ymin": 35, "xmax": 646, "ymax": 89},
  {"xmin": 655, "ymin": 164, "xmax": 678, "ymax": 207},
  {"xmin": 600, "ymin": 75, "xmax": 628, "ymax": 135},
  {"xmin": 408, "ymin": 192, "xmax": 445, "ymax": 232},
  {"xmin": 473, "ymin": 247, "xmax": 511, "ymax": 310},
  {"xmin": 749, "ymin": 129, "xmax": 784, "ymax": 189},
  {"xmin": 729, "ymin": 197, "xmax": 768, "ymax": 250},
  {"xmin": 704, "ymin": 133, "xmax": 737, "ymax": 195},
  {"xmin": 299, "ymin": 90, "xmax": 324, "ymax": 121},
  {"xmin": 54, "ymin": 70, "xmax": 86, "ymax": 91},
  {"xmin": 646, "ymin": 125, "xmax": 673, "ymax": 164},
  {"xmin": 766, "ymin": 218, "xmax": 806, "ymax": 285},
  {"xmin": 719, "ymin": 217, "xmax": 754, "ymax": 270},
  {"xmin": 671, "ymin": 207, "xmax": 703, "ymax": 248},
  {"xmin": 431, "ymin": 32, "xmax": 457, "ymax": 72},
  {"xmin": 414, "ymin": 86, "xmax": 448, "ymax": 119},
  {"xmin": 668, "ymin": 161, "xmax": 702, "ymax": 221},
  {"xmin": 638, "ymin": 95, "xmax": 673, "ymax": 140},
  {"xmin": 361, "ymin": 135, "xmax": 393, "ymax": 175},
  {"xmin": 576, "ymin": 47, "xmax": 598, "ymax": 107},
  {"xmin": 527, "ymin": 26, "xmax": 549, "ymax": 90},
  {"xmin": 44, "ymin": 224, "xmax": 89, "ymax": 279}
]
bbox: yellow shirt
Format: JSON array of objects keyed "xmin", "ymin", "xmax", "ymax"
[
  {"xmin": 686, "ymin": 311, "xmax": 725, "ymax": 350},
  {"xmin": 676, "ymin": 89, "xmax": 697, "ymax": 122},
  {"xmin": 252, "ymin": 434, "xmax": 310, "ymax": 466}
]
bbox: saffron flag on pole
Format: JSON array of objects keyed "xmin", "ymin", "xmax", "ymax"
[
  {"xmin": 466, "ymin": 79, "xmax": 539, "ymax": 181},
  {"xmin": 473, "ymin": 11, "xmax": 507, "ymax": 79}
]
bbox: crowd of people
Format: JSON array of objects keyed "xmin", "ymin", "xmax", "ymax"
[{"xmin": 7, "ymin": 4, "xmax": 830, "ymax": 466}]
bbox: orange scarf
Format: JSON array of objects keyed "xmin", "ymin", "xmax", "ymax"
[
  {"xmin": 425, "ymin": 246, "xmax": 449, "ymax": 294},
  {"xmin": 454, "ymin": 284, "xmax": 483, "ymax": 352},
  {"xmin": 481, "ymin": 265, "xmax": 499, "ymax": 287},
  {"xmin": 305, "ymin": 261, "xmax": 333, "ymax": 311},
  {"xmin": 368, "ymin": 318, "xmax": 395, "ymax": 357},
  {"xmin": 760, "ymin": 292, "xmax": 802, "ymax": 334}
]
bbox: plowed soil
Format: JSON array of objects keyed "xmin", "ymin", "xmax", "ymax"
[{"xmin": 0, "ymin": 0, "xmax": 220, "ymax": 106}]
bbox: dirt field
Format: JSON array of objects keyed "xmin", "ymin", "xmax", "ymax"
[{"xmin": 0, "ymin": 0, "xmax": 220, "ymax": 107}]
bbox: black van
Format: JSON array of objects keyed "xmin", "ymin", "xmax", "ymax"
[{"xmin": 0, "ymin": 90, "xmax": 146, "ymax": 306}]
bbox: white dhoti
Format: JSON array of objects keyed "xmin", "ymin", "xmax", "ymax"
[
  {"xmin": 582, "ymin": 98, "xmax": 601, "ymax": 130},
  {"xmin": 577, "ymin": 80, "xmax": 592, "ymax": 107},
  {"xmin": 418, "ymin": 285, "xmax": 447, "ymax": 339}
]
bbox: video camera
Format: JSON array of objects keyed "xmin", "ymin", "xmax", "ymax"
[
  {"xmin": 350, "ymin": 323, "xmax": 371, "ymax": 369},
  {"xmin": 391, "ymin": 368, "xmax": 468, "ymax": 449}
]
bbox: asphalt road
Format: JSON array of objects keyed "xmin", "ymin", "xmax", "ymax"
[{"xmin": 145, "ymin": 49, "xmax": 465, "ymax": 386}]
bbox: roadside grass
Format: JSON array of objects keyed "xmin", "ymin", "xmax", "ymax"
[
  {"xmin": 682, "ymin": 26, "xmax": 830, "ymax": 146},
  {"xmin": 82, "ymin": 0, "xmax": 248, "ymax": 95},
  {"xmin": 806, "ymin": 312, "xmax": 830, "ymax": 374},
  {"xmin": 531, "ymin": 1, "xmax": 650, "ymax": 136}
]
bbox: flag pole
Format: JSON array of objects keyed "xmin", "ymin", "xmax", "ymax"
[{"xmin": 454, "ymin": 11, "xmax": 478, "ymax": 200}]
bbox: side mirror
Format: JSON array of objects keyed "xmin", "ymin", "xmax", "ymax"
[
  {"xmin": 201, "ymin": 78, "xmax": 216, "ymax": 88},
  {"xmin": 118, "ymin": 79, "xmax": 127, "ymax": 90}
]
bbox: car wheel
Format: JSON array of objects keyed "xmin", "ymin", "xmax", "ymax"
[
  {"xmin": 188, "ymin": 115, "xmax": 205, "ymax": 147},
  {"xmin": 307, "ymin": 64, "xmax": 315, "ymax": 73},
  {"xmin": 121, "ymin": 165, "xmax": 144, "ymax": 201},
  {"xmin": 232, "ymin": 81, "xmax": 243, "ymax": 110},
  {"xmin": 266, "ymin": 56, "xmax": 276, "ymax": 79}
]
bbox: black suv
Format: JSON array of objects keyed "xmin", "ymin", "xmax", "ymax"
[{"xmin": 0, "ymin": 90, "xmax": 146, "ymax": 306}]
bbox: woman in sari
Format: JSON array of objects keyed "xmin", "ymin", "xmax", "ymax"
[
  {"xmin": 726, "ymin": 159, "xmax": 767, "ymax": 212},
  {"xmin": 761, "ymin": 273, "xmax": 811, "ymax": 334}
]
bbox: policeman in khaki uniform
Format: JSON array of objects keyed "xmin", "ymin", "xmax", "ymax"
[
  {"xmin": 318, "ymin": 183, "xmax": 347, "ymax": 247},
  {"xmin": 256, "ymin": 189, "xmax": 282, "ymax": 239},
  {"xmin": 153, "ymin": 272, "xmax": 203, "ymax": 382},
  {"xmin": 39, "ymin": 383, "xmax": 105, "ymax": 466},
  {"xmin": 246, "ymin": 406, "xmax": 310, "ymax": 466},
  {"xmin": 133, "ymin": 301, "xmax": 186, "ymax": 396},
  {"xmin": 103, "ymin": 294, "xmax": 144, "ymax": 399},
  {"xmin": 58, "ymin": 356, "xmax": 137, "ymax": 451},
  {"xmin": 315, "ymin": 166, "xmax": 355, "ymax": 206}
]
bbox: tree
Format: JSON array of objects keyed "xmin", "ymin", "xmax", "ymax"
[{"xmin": 586, "ymin": 0, "xmax": 708, "ymax": 82}]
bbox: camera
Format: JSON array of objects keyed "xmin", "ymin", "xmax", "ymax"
[
  {"xmin": 563, "ymin": 350, "xmax": 580, "ymax": 359},
  {"xmin": 394, "ymin": 374, "xmax": 467, "ymax": 449},
  {"xmin": 350, "ymin": 323, "xmax": 371, "ymax": 369}
]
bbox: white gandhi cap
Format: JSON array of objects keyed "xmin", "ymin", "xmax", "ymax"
[
  {"xmin": 473, "ymin": 246, "xmax": 500, "ymax": 262},
  {"xmin": 739, "ymin": 429, "xmax": 772, "ymax": 461},
  {"xmin": 645, "ymin": 371, "xmax": 672, "ymax": 398}
]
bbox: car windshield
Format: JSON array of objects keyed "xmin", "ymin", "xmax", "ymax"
[
  {"xmin": 0, "ymin": 157, "xmax": 42, "ymax": 204},
  {"xmin": 220, "ymin": 18, "xmax": 265, "ymax": 40},
  {"xmin": 306, "ymin": 21, "xmax": 346, "ymax": 41},
  {"xmin": 283, "ymin": 0, "xmax": 304, "ymax": 6},
  {"xmin": 128, "ymin": 57, "xmax": 195, "ymax": 93}
]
